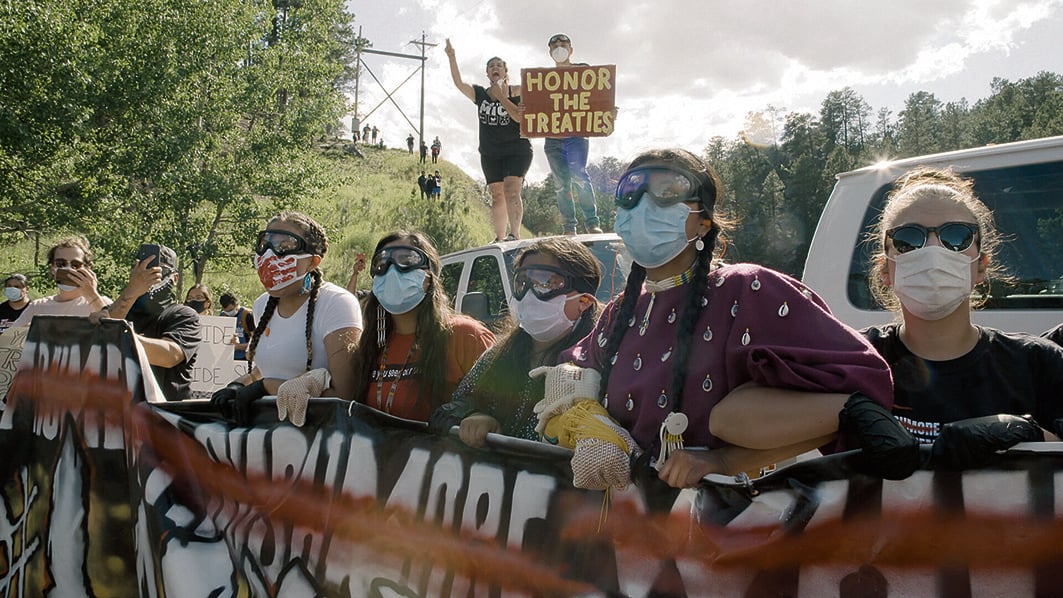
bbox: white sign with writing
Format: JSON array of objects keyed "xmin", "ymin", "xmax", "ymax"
[{"xmin": 190, "ymin": 315, "xmax": 248, "ymax": 398}]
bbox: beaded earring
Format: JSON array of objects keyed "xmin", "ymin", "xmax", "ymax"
[{"xmin": 300, "ymin": 272, "xmax": 313, "ymax": 295}]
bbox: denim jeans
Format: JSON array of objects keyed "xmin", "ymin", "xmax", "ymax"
[{"xmin": 544, "ymin": 137, "xmax": 600, "ymax": 232}]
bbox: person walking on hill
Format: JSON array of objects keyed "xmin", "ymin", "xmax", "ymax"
[
  {"xmin": 407, "ymin": 134, "xmax": 415, "ymax": 154},
  {"xmin": 445, "ymin": 38, "xmax": 532, "ymax": 242},
  {"xmin": 431, "ymin": 136, "xmax": 442, "ymax": 163}
]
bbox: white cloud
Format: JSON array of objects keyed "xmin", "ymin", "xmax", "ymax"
[{"xmin": 345, "ymin": 0, "xmax": 1063, "ymax": 183}]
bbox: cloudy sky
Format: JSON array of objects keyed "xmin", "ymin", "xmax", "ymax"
[{"xmin": 343, "ymin": 0, "xmax": 1063, "ymax": 184}]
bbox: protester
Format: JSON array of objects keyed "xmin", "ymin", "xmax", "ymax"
[
  {"xmin": 445, "ymin": 39, "xmax": 532, "ymax": 242},
  {"xmin": 431, "ymin": 136, "xmax": 442, "ymax": 163},
  {"xmin": 539, "ymin": 148, "xmax": 907, "ymax": 490},
  {"xmin": 211, "ymin": 212, "xmax": 363, "ymax": 426},
  {"xmin": 543, "ymin": 34, "xmax": 604, "ymax": 236},
  {"xmin": 406, "ymin": 134, "xmax": 415, "ymax": 154},
  {"xmin": 184, "ymin": 284, "xmax": 213, "ymax": 315},
  {"xmin": 862, "ymin": 167, "xmax": 1063, "ymax": 468},
  {"xmin": 351, "ymin": 230, "xmax": 495, "ymax": 421},
  {"xmin": 431, "ymin": 171, "xmax": 442, "ymax": 199},
  {"xmin": 219, "ymin": 293, "xmax": 255, "ymax": 362},
  {"xmin": 430, "ymin": 237, "xmax": 601, "ymax": 446},
  {"xmin": 417, "ymin": 171, "xmax": 429, "ymax": 199},
  {"xmin": 99, "ymin": 244, "xmax": 200, "ymax": 402},
  {"xmin": 0, "ymin": 274, "xmax": 30, "ymax": 331},
  {"xmin": 8, "ymin": 237, "xmax": 109, "ymax": 329},
  {"xmin": 419, "ymin": 141, "xmax": 428, "ymax": 164}
]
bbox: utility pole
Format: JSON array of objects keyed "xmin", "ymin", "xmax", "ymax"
[{"xmin": 409, "ymin": 32, "xmax": 436, "ymax": 147}]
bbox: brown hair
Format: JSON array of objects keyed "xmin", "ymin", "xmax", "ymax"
[
  {"xmin": 353, "ymin": 230, "xmax": 454, "ymax": 412},
  {"xmin": 867, "ymin": 167, "xmax": 1005, "ymax": 310},
  {"xmin": 47, "ymin": 236, "xmax": 94, "ymax": 267}
]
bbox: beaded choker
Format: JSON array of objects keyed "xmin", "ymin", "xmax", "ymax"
[{"xmin": 643, "ymin": 261, "xmax": 697, "ymax": 293}]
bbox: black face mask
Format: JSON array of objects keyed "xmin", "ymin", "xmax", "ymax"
[
  {"xmin": 185, "ymin": 300, "xmax": 207, "ymax": 313},
  {"xmin": 128, "ymin": 277, "xmax": 176, "ymax": 321}
]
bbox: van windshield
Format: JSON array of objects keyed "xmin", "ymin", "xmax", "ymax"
[{"xmin": 848, "ymin": 160, "xmax": 1063, "ymax": 311}]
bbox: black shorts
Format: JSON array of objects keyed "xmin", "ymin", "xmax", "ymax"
[{"xmin": 480, "ymin": 152, "xmax": 534, "ymax": 184}]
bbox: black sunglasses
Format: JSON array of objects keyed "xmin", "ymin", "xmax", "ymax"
[
  {"xmin": 886, "ymin": 222, "xmax": 979, "ymax": 254},
  {"xmin": 256, "ymin": 230, "xmax": 309, "ymax": 257},
  {"xmin": 513, "ymin": 265, "xmax": 578, "ymax": 301},
  {"xmin": 371, "ymin": 245, "xmax": 430, "ymax": 276},
  {"xmin": 615, "ymin": 166, "xmax": 704, "ymax": 210}
]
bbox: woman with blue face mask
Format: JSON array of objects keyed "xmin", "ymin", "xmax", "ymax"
[
  {"xmin": 863, "ymin": 167, "xmax": 1063, "ymax": 469},
  {"xmin": 429, "ymin": 237, "xmax": 602, "ymax": 446},
  {"xmin": 352, "ymin": 231, "xmax": 496, "ymax": 422},
  {"xmin": 550, "ymin": 148, "xmax": 908, "ymax": 490}
]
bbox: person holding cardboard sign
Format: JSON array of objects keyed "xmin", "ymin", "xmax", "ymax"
[
  {"xmin": 543, "ymin": 33, "xmax": 603, "ymax": 236},
  {"xmin": 445, "ymin": 38, "xmax": 533, "ymax": 243}
]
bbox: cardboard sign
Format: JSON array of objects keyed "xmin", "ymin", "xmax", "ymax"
[
  {"xmin": 190, "ymin": 314, "xmax": 248, "ymax": 398},
  {"xmin": 520, "ymin": 64, "xmax": 616, "ymax": 138},
  {"xmin": 0, "ymin": 326, "xmax": 27, "ymax": 404}
]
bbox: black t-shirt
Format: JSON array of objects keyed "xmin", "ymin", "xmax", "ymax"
[
  {"xmin": 128, "ymin": 304, "xmax": 201, "ymax": 402},
  {"xmin": 0, "ymin": 300, "xmax": 27, "ymax": 330},
  {"xmin": 472, "ymin": 85, "xmax": 532, "ymax": 156},
  {"xmin": 863, "ymin": 323, "xmax": 1063, "ymax": 443}
]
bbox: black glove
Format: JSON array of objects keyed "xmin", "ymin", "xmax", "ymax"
[
  {"xmin": 931, "ymin": 414, "xmax": 1044, "ymax": 469},
  {"xmin": 210, "ymin": 380, "xmax": 268, "ymax": 426},
  {"xmin": 838, "ymin": 393, "xmax": 922, "ymax": 480}
]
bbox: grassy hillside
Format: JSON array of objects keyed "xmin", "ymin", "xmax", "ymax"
[{"xmin": 0, "ymin": 143, "xmax": 508, "ymax": 306}]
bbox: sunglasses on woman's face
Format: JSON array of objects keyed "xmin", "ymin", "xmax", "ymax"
[
  {"xmin": 886, "ymin": 222, "xmax": 979, "ymax": 254},
  {"xmin": 371, "ymin": 245, "xmax": 430, "ymax": 276},
  {"xmin": 615, "ymin": 166, "xmax": 703, "ymax": 210},
  {"xmin": 512, "ymin": 265, "xmax": 577, "ymax": 301},
  {"xmin": 256, "ymin": 230, "xmax": 309, "ymax": 256}
]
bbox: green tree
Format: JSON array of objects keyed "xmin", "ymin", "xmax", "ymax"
[{"xmin": 897, "ymin": 91, "xmax": 943, "ymax": 156}]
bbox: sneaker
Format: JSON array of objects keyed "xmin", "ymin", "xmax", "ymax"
[
  {"xmin": 563, "ymin": 228, "xmax": 578, "ymax": 236},
  {"xmin": 504, "ymin": 234, "xmax": 517, "ymax": 241},
  {"xmin": 587, "ymin": 226, "xmax": 604, "ymax": 234}
]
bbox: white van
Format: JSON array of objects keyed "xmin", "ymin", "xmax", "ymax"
[{"xmin": 802, "ymin": 136, "xmax": 1063, "ymax": 335}]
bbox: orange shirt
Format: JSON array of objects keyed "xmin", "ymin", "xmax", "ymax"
[{"xmin": 368, "ymin": 316, "xmax": 495, "ymax": 421}]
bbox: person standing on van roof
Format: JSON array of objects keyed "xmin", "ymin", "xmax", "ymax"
[
  {"xmin": 537, "ymin": 148, "xmax": 911, "ymax": 490},
  {"xmin": 445, "ymin": 38, "xmax": 532, "ymax": 243},
  {"xmin": 543, "ymin": 34, "xmax": 603, "ymax": 236},
  {"xmin": 862, "ymin": 167, "xmax": 1063, "ymax": 469}
]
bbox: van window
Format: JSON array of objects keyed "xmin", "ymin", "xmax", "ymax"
[
  {"xmin": 468, "ymin": 255, "xmax": 508, "ymax": 321},
  {"xmin": 847, "ymin": 160, "xmax": 1063, "ymax": 311},
  {"xmin": 440, "ymin": 262, "xmax": 463, "ymax": 302}
]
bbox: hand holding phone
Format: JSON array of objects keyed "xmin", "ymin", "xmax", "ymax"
[
  {"xmin": 54, "ymin": 268, "xmax": 78, "ymax": 287},
  {"xmin": 136, "ymin": 243, "xmax": 162, "ymax": 268}
]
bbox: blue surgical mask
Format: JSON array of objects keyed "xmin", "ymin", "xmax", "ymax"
[
  {"xmin": 373, "ymin": 268, "xmax": 428, "ymax": 315},
  {"xmin": 4, "ymin": 287, "xmax": 22, "ymax": 302},
  {"xmin": 614, "ymin": 196, "xmax": 700, "ymax": 268}
]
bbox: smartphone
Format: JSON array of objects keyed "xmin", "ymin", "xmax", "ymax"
[
  {"xmin": 136, "ymin": 243, "xmax": 162, "ymax": 267},
  {"xmin": 54, "ymin": 267, "xmax": 78, "ymax": 286}
]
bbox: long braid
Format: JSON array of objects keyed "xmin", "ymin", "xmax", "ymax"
[
  {"xmin": 246, "ymin": 296, "xmax": 280, "ymax": 368},
  {"xmin": 669, "ymin": 227, "xmax": 720, "ymax": 412},
  {"xmin": 600, "ymin": 263, "xmax": 646, "ymax": 396},
  {"xmin": 303, "ymin": 269, "xmax": 322, "ymax": 371}
]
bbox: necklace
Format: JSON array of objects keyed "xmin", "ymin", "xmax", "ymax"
[
  {"xmin": 376, "ymin": 338, "xmax": 419, "ymax": 413},
  {"xmin": 643, "ymin": 260, "xmax": 697, "ymax": 293}
]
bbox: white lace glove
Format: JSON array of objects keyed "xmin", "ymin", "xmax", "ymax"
[
  {"xmin": 529, "ymin": 363, "xmax": 602, "ymax": 436},
  {"xmin": 276, "ymin": 368, "xmax": 331, "ymax": 427},
  {"xmin": 570, "ymin": 410, "xmax": 642, "ymax": 491}
]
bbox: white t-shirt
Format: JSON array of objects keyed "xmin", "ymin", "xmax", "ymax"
[
  {"xmin": 251, "ymin": 282, "xmax": 362, "ymax": 381},
  {"xmin": 10, "ymin": 293, "xmax": 112, "ymax": 328}
]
